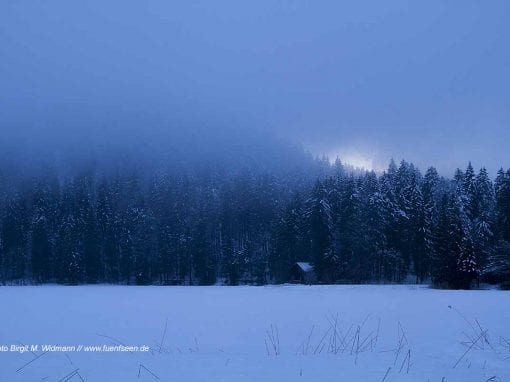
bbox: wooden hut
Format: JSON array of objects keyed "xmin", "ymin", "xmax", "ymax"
[{"xmin": 291, "ymin": 262, "xmax": 316, "ymax": 284}]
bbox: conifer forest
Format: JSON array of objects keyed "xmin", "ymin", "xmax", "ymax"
[{"xmin": 2, "ymin": 150, "xmax": 509, "ymax": 289}]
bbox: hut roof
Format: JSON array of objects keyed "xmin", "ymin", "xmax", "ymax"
[{"xmin": 296, "ymin": 262, "xmax": 314, "ymax": 273}]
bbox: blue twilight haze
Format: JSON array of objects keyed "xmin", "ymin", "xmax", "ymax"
[{"xmin": 1, "ymin": 1, "xmax": 509, "ymax": 174}]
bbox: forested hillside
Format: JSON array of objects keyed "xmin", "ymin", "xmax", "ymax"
[{"xmin": 1, "ymin": 148, "xmax": 510, "ymax": 288}]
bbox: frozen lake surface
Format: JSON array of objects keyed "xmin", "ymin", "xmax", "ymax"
[{"xmin": 0, "ymin": 285, "xmax": 508, "ymax": 381}]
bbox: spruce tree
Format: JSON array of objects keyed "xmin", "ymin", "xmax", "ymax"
[
  {"xmin": 495, "ymin": 168, "xmax": 510, "ymax": 241},
  {"xmin": 305, "ymin": 180, "xmax": 332, "ymax": 282},
  {"xmin": 422, "ymin": 167, "xmax": 440, "ymax": 277},
  {"xmin": 271, "ymin": 194, "xmax": 305, "ymax": 283},
  {"xmin": 472, "ymin": 167, "xmax": 495, "ymax": 273},
  {"xmin": 1, "ymin": 195, "xmax": 28, "ymax": 282}
]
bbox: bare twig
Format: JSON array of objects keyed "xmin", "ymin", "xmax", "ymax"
[
  {"xmin": 453, "ymin": 330, "xmax": 487, "ymax": 369},
  {"xmin": 265, "ymin": 324, "xmax": 280, "ymax": 356},
  {"xmin": 16, "ymin": 350, "xmax": 50, "ymax": 373},
  {"xmin": 138, "ymin": 364, "xmax": 160, "ymax": 380},
  {"xmin": 57, "ymin": 368, "xmax": 79, "ymax": 382},
  {"xmin": 381, "ymin": 366, "xmax": 391, "ymax": 382},
  {"xmin": 158, "ymin": 318, "xmax": 168, "ymax": 354}
]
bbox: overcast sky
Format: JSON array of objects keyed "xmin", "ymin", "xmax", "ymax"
[{"xmin": 1, "ymin": 1, "xmax": 509, "ymax": 174}]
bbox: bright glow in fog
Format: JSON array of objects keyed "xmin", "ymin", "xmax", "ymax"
[{"xmin": 328, "ymin": 148, "xmax": 384, "ymax": 172}]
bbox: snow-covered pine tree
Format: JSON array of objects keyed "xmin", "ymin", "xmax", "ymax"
[
  {"xmin": 495, "ymin": 168, "xmax": 510, "ymax": 241},
  {"xmin": 1, "ymin": 194, "xmax": 28, "ymax": 283},
  {"xmin": 57, "ymin": 183, "xmax": 82, "ymax": 284},
  {"xmin": 403, "ymin": 166, "xmax": 429, "ymax": 282},
  {"xmin": 329, "ymin": 174, "xmax": 361, "ymax": 281},
  {"xmin": 30, "ymin": 179, "xmax": 58, "ymax": 283},
  {"xmin": 422, "ymin": 167, "xmax": 440, "ymax": 279},
  {"xmin": 270, "ymin": 193, "xmax": 305, "ymax": 283},
  {"xmin": 472, "ymin": 167, "xmax": 495, "ymax": 275},
  {"xmin": 379, "ymin": 159, "xmax": 401, "ymax": 268},
  {"xmin": 305, "ymin": 179, "xmax": 333, "ymax": 282},
  {"xmin": 487, "ymin": 168, "xmax": 510, "ymax": 284},
  {"xmin": 451, "ymin": 175, "xmax": 477, "ymax": 289},
  {"xmin": 191, "ymin": 214, "xmax": 215, "ymax": 286},
  {"xmin": 96, "ymin": 179, "xmax": 120, "ymax": 283},
  {"xmin": 393, "ymin": 160, "xmax": 420, "ymax": 278},
  {"xmin": 463, "ymin": 162, "xmax": 477, "ymax": 220},
  {"xmin": 359, "ymin": 171, "xmax": 387, "ymax": 281}
]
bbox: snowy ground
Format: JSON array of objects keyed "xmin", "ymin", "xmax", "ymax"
[{"xmin": 0, "ymin": 285, "xmax": 509, "ymax": 382}]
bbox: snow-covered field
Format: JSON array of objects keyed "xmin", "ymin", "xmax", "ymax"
[{"xmin": 0, "ymin": 285, "xmax": 509, "ymax": 381}]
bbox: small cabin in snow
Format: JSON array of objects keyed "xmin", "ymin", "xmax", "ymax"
[{"xmin": 291, "ymin": 262, "xmax": 316, "ymax": 284}]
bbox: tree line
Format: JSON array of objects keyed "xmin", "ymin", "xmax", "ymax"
[{"xmin": 1, "ymin": 158, "xmax": 510, "ymax": 288}]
